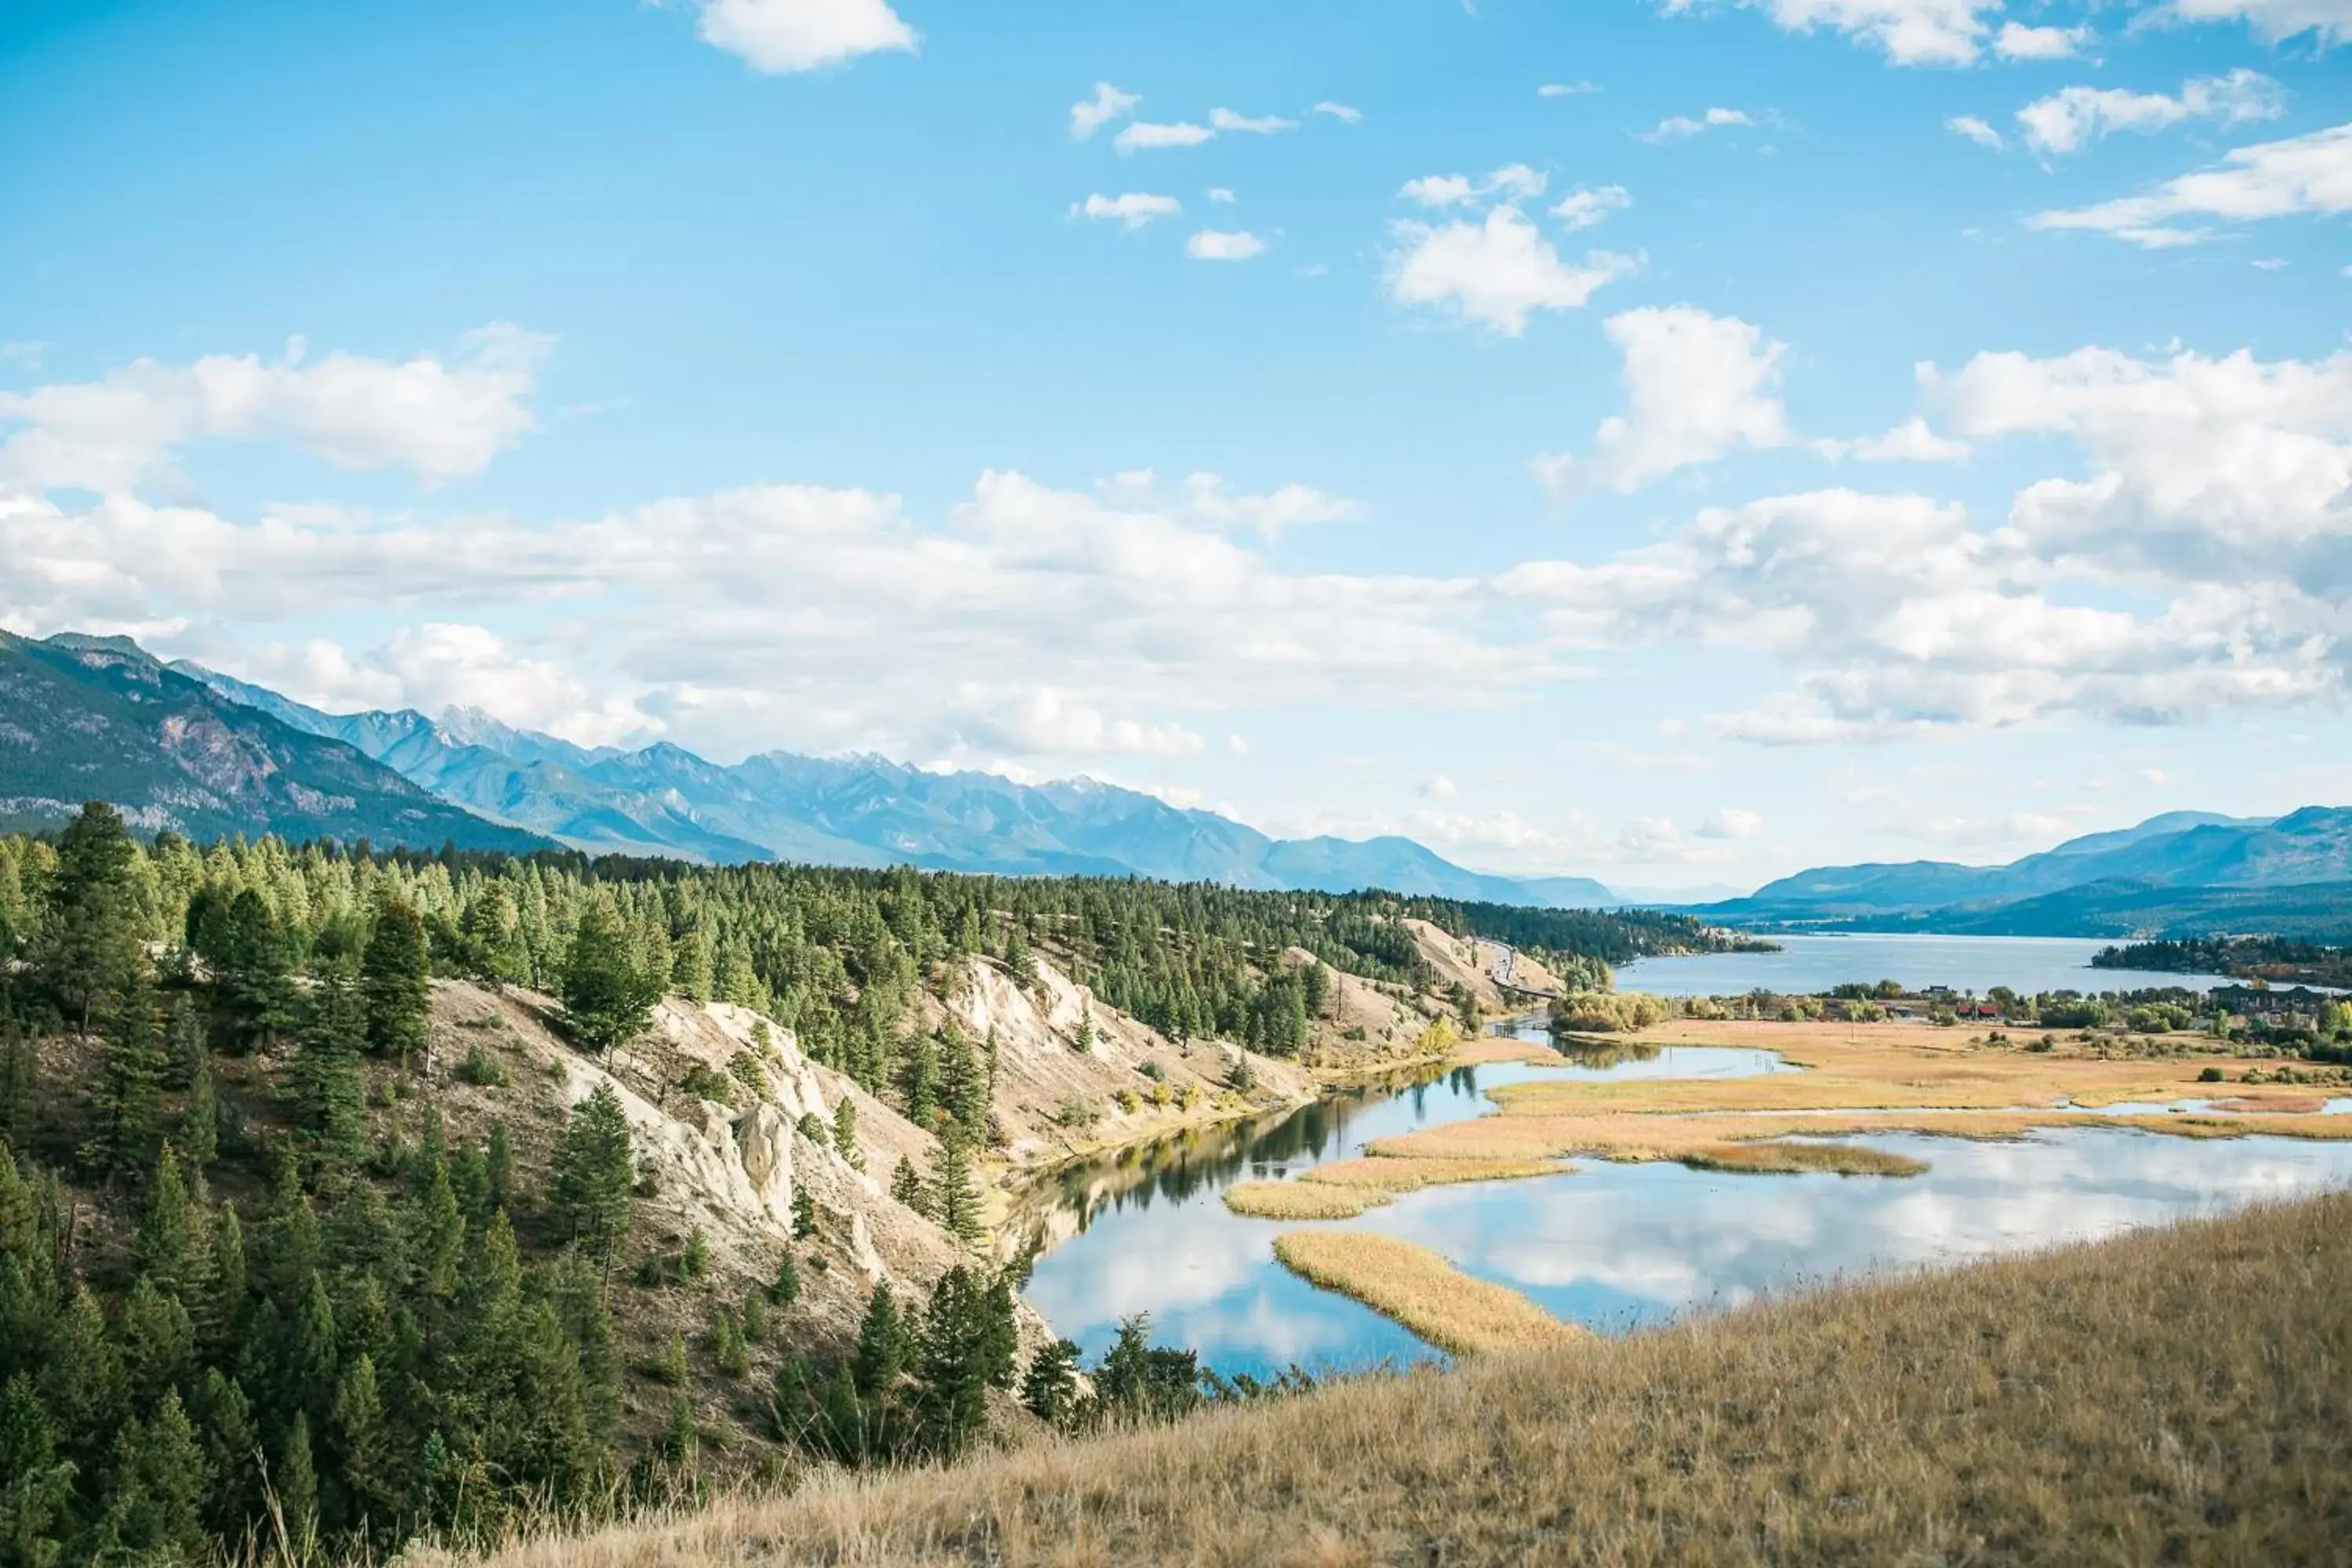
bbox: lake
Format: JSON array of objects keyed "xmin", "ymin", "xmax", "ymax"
[
  {"xmin": 1619, "ymin": 932, "xmax": 2235, "ymax": 997},
  {"xmin": 1015, "ymin": 1026, "xmax": 2352, "ymax": 1378}
]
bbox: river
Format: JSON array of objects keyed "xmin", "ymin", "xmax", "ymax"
[
  {"xmin": 1619, "ymin": 932, "xmax": 2235, "ymax": 998},
  {"xmin": 1015, "ymin": 1019, "xmax": 2352, "ymax": 1377}
]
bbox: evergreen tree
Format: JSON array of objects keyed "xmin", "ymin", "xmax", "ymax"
[
  {"xmin": 485, "ymin": 1120, "xmax": 514, "ymax": 1214},
  {"xmin": 177, "ymin": 1051, "xmax": 219, "ymax": 1171},
  {"xmin": 0, "ymin": 1374, "xmax": 74, "ymax": 1567},
  {"xmin": 361, "ymin": 894, "xmax": 432, "ymax": 1067},
  {"xmin": 768, "ymin": 1251, "xmax": 800, "ymax": 1308},
  {"xmin": 90, "ymin": 1387, "xmax": 210, "ymax": 1563},
  {"xmin": 286, "ymin": 957, "xmax": 368, "ymax": 1178},
  {"xmin": 33, "ymin": 803, "xmax": 147, "ymax": 1041},
  {"xmin": 550, "ymin": 1083, "xmax": 636, "ymax": 1258},
  {"xmin": 899, "ymin": 1030, "xmax": 938, "ymax": 1126},
  {"xmin": 276, "ymin": 1409, "xmax": 319, "ymax": 1553},
  {"xmin": 889, "ymin": 1156, "xmax": 929, "ymax": 1218},
  {"xmin": 82, "ymin": 978, "xmax": 162, "ymax": 1181},
  {"xmin": 939, "ymin": 1028, "xmax": 987, "ymax": 1136},
  {"xmin": 831, "ymin": 1096, "xmax": 862, "ymax": 1171},
  {"xmin": 791, "ymin": 1182, "xmax": 816, "ymax": 1240},
  {"xmin": 1020, "ymin": 1338, "xmax": 1081, "ymax": 1429},
  {"xmin": 558, "ymin": 901, "xmax": 660, "ymax": 1056},
  {"xmin": 201, "ymin": 887, "xmax": 301, "ymax": 1053},
  {"xmin": 851, "ymin": 1280, "xmax": 911, "ymax": 1397},
  {"xmin": 135, "ymin": 1142, "xmax": 198, "ymax": 1297},
  {"xmin": 932, "ymin": 1134, "xmax": 986, "ymax": 1250}
]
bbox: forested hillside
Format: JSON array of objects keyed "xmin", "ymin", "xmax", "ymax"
[{"xmin": 0, "ymin": 805, "xmax": 1704, "ymax": 1563}]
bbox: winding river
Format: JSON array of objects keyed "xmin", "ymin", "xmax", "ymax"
[{"xmin": 1016, "ymin": 1021, "xmax": 2352, "ymax": 1377}]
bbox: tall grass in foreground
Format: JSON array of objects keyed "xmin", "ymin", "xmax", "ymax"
[{"xmin": 409, "ymin": 1192, "xmax": 2352, "ymax": 1567}]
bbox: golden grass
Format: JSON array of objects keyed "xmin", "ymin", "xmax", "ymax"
[
  {"xmin": 1221, "ymin": 1155, "xmax": 1569, "ymax": 1218},
  {"xmin": 1676, "ymin": 1141, "xmax": 1929, "ymax": 1178},
  {"xmin": 1269, "ymin": 1231, "xmax": 1582, "ymax": 1356},
  {"xmin": 1223, "ymin": 1181, "xmax": 1379, "ymax": 1220},
  {"xmin": 423, "ymin": 1192, "xmax": 2352, "ymax": 1567}
]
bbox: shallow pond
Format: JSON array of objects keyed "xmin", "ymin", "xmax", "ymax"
[
  {"xmin": 1016, "ymin": 1027, "xmax": 2352, "ymax": 1377},
  {"xmin": 1617, "ymin": 932, "xmax": 2236, "ymax": 998}
]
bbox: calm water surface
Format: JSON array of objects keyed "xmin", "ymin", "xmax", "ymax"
[
  {"xmin": 1620, "ymin": 932, "xmax": 2236, "ymax": 998},
  {"xmin": 1017, "ymin": 1024, "xmax": 2352, "ymax": 1377}
]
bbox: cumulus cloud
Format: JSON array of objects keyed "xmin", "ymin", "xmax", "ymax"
[
  {"xmin": 1074, "ymin": 191, "xmax": 1181, "ymax": 230},
  {"xmin": 1657, "ymin": 0, "xmax": 2000, "ymax": 66},
  {"xmin": 1312, "ymin": 100, "xmax": 1363, "ymax": 123},
  {"xmin": 1849, "ymin": 417, "xmax": 1971, "ymax": 463},
  {"xmin": 1386, "ymin": 207, "xmax": 1636, "ymax": 335},
  {"xmin": 2016, "ymin": 69, "xmax": 2287, "ymax": 158},
  {"xmin": 938, "ymin": 686, "xmax": 1206, "ymax": 758},
  {"xmin": 2030, "ymin": 121, "xmax": 2352, "ymax": 247},
  {"xmin": 1070, "ymin": 81, "xmax": 1142, "ymax": 140},
  {"xmin": 2154, "ymin": 0, "xmax": 2352, "ymax": 46},
  {"xmin": 1551, "ymin": 185, "xmax": 1632, "ymax": 230},
  {"xmin": 1398, "ymin": 164, "xmax": 1548, "ymax": 207},
  {"xmin": 1115, "ymin": 120, "xmax": 1215, "ymax": 152},
  {"xmin": 1698, "ymin": 807, "xmax": 1765, "ymax": 839},
  {"xmin": 1947, "ymin": 114, "xmax": 2005, "ymax": 151},
  {"xmin": 0, "ymin": 324, "xmax": 549, "ymax": 492},
  {"xmin": 1993, "ymin": 21, "xmax": 2089, "ymax": 58},
  {"xmin": 1186, "ymin": 228, "xmax": 1266, "ymax": 261},
  {"xmin": 0, "ymin": 465, "xmax": 1540, "ymax": 763},
  {"xmin": 1639, "ymin": 107, "xmax": 1759, "ymax": 143},
  {"xmin": 695, "ymin": 0, "xmax": 916, "ymax": 73},
  {"xmin": 1537, "ymin": 307, "xmax": 1793, "ymax": 494}
]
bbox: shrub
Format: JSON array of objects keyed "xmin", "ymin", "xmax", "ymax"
[
  {"xmin": 797, "ymin": 1111, "xmax": 831, "ymax": 1149},
  {"xmin": 1115, "ymin": 1088, "xmax": 1142, "ymax": 1115},
  {"xmin": 1054, "ymin": 1094, "xmax": 1101, "ymax": 1131},
  {"xmin": 1138, "ymin": 1059, "xmax": 1164, "ymax": 1082},
  {"xmin": 457, "ymin": 1042, "xmax": 508, "ymax": 1087},
  {"xmin": 728, "ymin": 1048, "xmax": 771, "ymax": 1098},
  {"xmin": 2198, "ymin": 1065, "xmax": 2226, "ymax": 1083},
  {"xmin": 679, "ymin": 1062, "xmax": 735, "ymax": 1105}
]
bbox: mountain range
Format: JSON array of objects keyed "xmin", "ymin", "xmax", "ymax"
[
  {"xmin": 1700, "ymin": 809, "xmax": 2352, "ymax": 940},
  {"xmin": 1, "ymin": 629, "xmax": 1618, "ymax": 904}
]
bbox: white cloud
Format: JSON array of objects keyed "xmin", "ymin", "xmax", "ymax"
[
  {"xmin": 940, "ymin": 686, "xmax": 1206, "ymax": 758},
  {"xmin": 1849, "ymin": 417, "xmax": 1971, "ymax": 462},
  {"xmin": 1116, "ymin": 120, "xmax": 1214, "ymax": 152},
  {"xmin": 1698, "ymin": 807, "xmax": 1765, "ymax": 839},
  {"xmin": 0, "ymin": 342, "xmax": 42, "ymax": 369},
  {"xmin": 1419, "ymin": 774, "xmax": 1459, "ymax": 800},
  {"xmin": 1551, "ymin": 184, "xmax": 1632, "ymax": 230},
  {"xmin": 2016, "ymin": 69, "xmax": 2287, "ymax": 158},
  {"xmin": 695, "ymin": 0, "xmax": 916, "ymax": 73},
  {"xmin": 1657, "ymin": 0, "xmax": 2001, "ymax": 65},
  {"xmin": 0, "ymin": 466, "xmax": 1552, "ymax": 763},
  {"xmin": 1312, "ymin": 101, "xmax": 1363, "ymax": 123},
  {"xmin": 1538, "ymin": 307, "xmax": 1792, "ymax": 493},
  {"xmin": 1070, "ymin": 81, "xmax": 1142, "ymax": 140},
  {"xmin": 1538, "ymin": 82, "xmax": 1602, "ymax": 97},
  {"xmin": 1186, "ymin": 228, "xmax": 1266, "ymax": 261},
  {"xmin": 2154, "ymin": 0, "xmax": 2352, "ymax": 46},
  {"xmin": 1074, "ymin": 191, "xmax": 1181, "ymax": 230},
  {"xmin": 0, "ymin": 324, "xmax": 548, "ymax": 492},
  {"xmin": 1947, "ymin": 114, "xmax": 2005, "ymax": 151},
  {"xmin": 1181, "ymin": 471, "xmax": 1363, "ymax": 536},
  {"xmin": 2255, "ymin": 256, "xmax": 2290, "ymax": 270},
  {"xmin": 1386, "ymin": 206, "xmax": 1636, "ymax": 335},
  {"xmin": 1993, "ymin": 21, "xmax": 2089, "ymax": 58},
  {"xmin": 1207, "ymin": 187, "xmax": 1236, "ymax": 203},
  {"xmin": 1639, "ymin": 107, "xmax": 1758, "ymax": 143},
  {"xmin": 1210, "ymin": 107, "xmax": 1298, "ymax": 134},
  {"xmin": 2030, "ymin": 121, "xmax": 2352, "ymax": 247},
  {"xmin": 1397, "ymin": 164, "xmax": 1548, "ymax": 208}
]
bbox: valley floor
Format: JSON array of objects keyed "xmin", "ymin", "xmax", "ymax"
[{"xmin": 415, "ymin": 1190, "xmax": 2352, "ymax": 1567}]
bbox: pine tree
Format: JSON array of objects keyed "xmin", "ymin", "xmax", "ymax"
[
  {"xmin": 1020, "ymin": 1338, "xmax": 1081, "ymax": 1428},
  {"xmin": 83, "ymin": 978, "xmax": 163, "ymax": 1181},
  {"xmin": 741, "ymin": 1286, "xmax": 769, "ymax": 1343},
  {"xmin": 899, "ymin": 1031, "xmax": 938, "ymax": 1126},
  {"xmin": 162, "ymin": 993, "xmax": 207, "ymax": 1090},
  {"xmin": 889, "ymin": 1155, "xmax": 930, "ymax": 1218},
  {"xmin": 34, "ymin": 802, "xmax": 148, "ymax": 1041},
  {"xmin": 932, "ymin": 1134, "xmax": 986, "ymax": 1250},
  {"xmin": 286, "ymin": 957, "xmax": 368, "ymax": 1178},
  {"xmin": 135, "ymin": 1142, "xmax": 197, "ymax": 1297},
  {"xmin": 485, "ymin": 1120, "xmax": 514, "ymax": 1214},
  {"xmin": 91, "ymin": 1387, "xmax": 210, "ymax": 1563},
  {"xmin": 851, "ymin": 1280, "xmax": 910, "ymax": 1397},
  {"xmin": 557, "ymin": 901, "xmax": 660, "ymax": 1056},
  {"xmin": 791, "ymin": 1182, "xmax": 816, "ymax": 1240},
  {"xmin": 832, "ymin": 1096, "xmax": 862, "ymax": 1171},
  {"xmin": 276, "ymin": 1409, "xmax": 319, "ymax": 1553},
  {"xmin": 207, "ymin": 888, "xmax": 299, "ymax": 1054},
  {"xmin": 0, "ymin": 1374, "xmax": 74, "ymax": 1566},
  {"xmin": 331, "ymin": 1352, "xmax": 396, "ymax": 1535},
  {"xmin": 768, "ymin": 1251, "xmax": 800, "ymax": 1308},
  {"xmin": 939, "ymin": 1028, "xmax": 987, "ymax": 1136},
  {"xmin": 361, "ymin": 894, "xmax": 432, "ymax": 1067},
  {"xmin": 551, "ymin": 1083, "xmax": 636, "ymax": 1258},
  {"xmin": 179, "ymin": 1050, "xmax": 220, "ymax": 1173}
]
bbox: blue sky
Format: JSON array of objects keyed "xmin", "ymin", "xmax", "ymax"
[{"xmin": 3, "ymin": 0, "xmax": 2350, "ymax": 892}]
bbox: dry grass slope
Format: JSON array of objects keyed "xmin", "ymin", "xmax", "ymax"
[
  {"xmin": 419, "ymin": 1192, "xmax": 2352, "ymax": 1568},
  {"xmin": 1269, "ymin": 1231, "xmax": 1581, "ymax": 1356}
]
